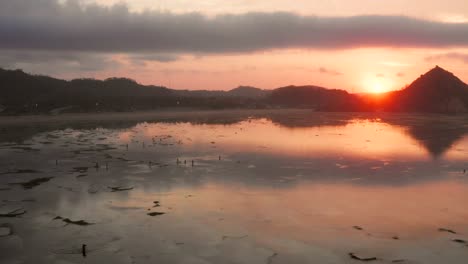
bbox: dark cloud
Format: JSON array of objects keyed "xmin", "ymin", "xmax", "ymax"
[
  {"xmin": 425, "ymin": 52, "xmax": 468, "ymax": 64},
  {"xmin": 318, "ymin": 67, "xmax": 342, "ymax": 76},
  {"xmin": 1, "ymin": 0, "xmax": 468, "ymax": 55},
  {"xmin": 0, "ymin": 50, "xmax": 117, "ymax": 72}
]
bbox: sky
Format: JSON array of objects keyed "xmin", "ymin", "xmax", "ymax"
[{"xmin": 2, "ymin": 0, "xmax": 468, "ymax": 93}]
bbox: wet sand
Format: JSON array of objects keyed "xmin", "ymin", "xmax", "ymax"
[{"xmin": 1, "ymin": 110, "xmax": 468, "ymax": 264}]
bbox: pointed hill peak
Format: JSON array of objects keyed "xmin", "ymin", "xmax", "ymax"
[
  {"xmin": 407, "ymin": 66, "xmax": 467, "ymax": 92},
  {"xmin": 424, "ymin": 65, "xmax": 455, "ymax": 77},
  {"xmin": 385, "ymin": 66, "xmax": 468, "ymax": 113},
  {"xmin": 417, "ymin": 65, "xmax": 461, "ymax": 82}
]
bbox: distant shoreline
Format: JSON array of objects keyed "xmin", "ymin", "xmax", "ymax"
[
  {"xmin": 1, "ymin": 108, "xmax": 466, "ymax": 127},
  {"xmin": 0, "ymin": 108, "xmax": 313, "ymax": 126}
]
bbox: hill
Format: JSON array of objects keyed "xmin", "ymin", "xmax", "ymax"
[
  {"xmin": 270, "ymin": 66, "xmax": 468, "ymax": 113},
  {"xmin": 228, "ymin": 86, "xmax": 271, "ymax": 98},
  {"xmin": 381, "ymin": 66, "xmax": 468, "ymax": 113},
  {"xmin": 0, "ymin": 68, "xmax": 266, "ymax": 113},
  {"xmin": 268, "ymin": 85, "xmax": 363, "ymax": 111},
  {"xmin": 1, "ymin": 66, "xmax": 468, "ymax": 114}
]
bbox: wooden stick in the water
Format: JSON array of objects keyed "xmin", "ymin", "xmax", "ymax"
[{"xmin": 82, "ymin": 244, "xmax": 87, "ymax": 257}]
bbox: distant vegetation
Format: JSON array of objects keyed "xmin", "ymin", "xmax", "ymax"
[
  {"xmin": 1, "ymin": 66, "xmax": 467, "ymax": 114},
  {"xmin": 0, "ymin": 68, "xmax": 270, "ymax": 114},
  {"xmin": 269, "ymin": 85, "xmax": 363, "ymax": 111}
]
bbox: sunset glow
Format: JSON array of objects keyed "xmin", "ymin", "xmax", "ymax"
[
  {"xmin": 371, "ymin": 83, "xmax": 386, "ymax": 94},
  {"xmin": 362, "ymin": 75, "xmax": 395, "ymax": 94},
  {"xmin": 3, "ymin": 2, "xmax": 468, "ymax": 263},
  {"xmin": 118, "ymin": 119, "xmax": 426, "ymax": 159},
  {"xmin": 1, "ymin": 1, "xmax": 468, "ymax": 92}
]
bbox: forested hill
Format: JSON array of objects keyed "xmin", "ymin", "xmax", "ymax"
[{"xmin": 1, "ymin": 66, "xmax": 468, "ymax": 114}]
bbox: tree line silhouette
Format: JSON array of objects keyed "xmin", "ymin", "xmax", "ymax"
[{"xmin": 1, "ymin": 66, "xmax": 468, "ymax": 114}]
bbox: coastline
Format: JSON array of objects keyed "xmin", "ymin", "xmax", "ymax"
[{"xmin": 0, "ymin": 108, "xmax": 314, "ymax": 126}]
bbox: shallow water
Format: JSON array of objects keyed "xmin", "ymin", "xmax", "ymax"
[{"xmin": 1, "ymin": 111, "xmax": 468, "ymax": 264}]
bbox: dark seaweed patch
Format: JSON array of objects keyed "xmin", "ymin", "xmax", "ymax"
[
  {"xmin": 0, "ymin": 208, "xmax": 26, "ymax": 218},
  {"xmin": 9, "ymin": 177, "xmax": 53, "ymax": 189},
  {"xmin": 108, "ymin": 186, "xmax": 134, "ymax": 192},
  {"xmin": 452, "ymin": 239, "xmax": 467, "ymax": 244},
  {"xmin": 349, "ymin": 253, "xmax": 378, "ymax": 261},
  {"xmin": 147, "ymin": 212, "xmax": 165, "ymax": 217},
  {"xmin": 53, "ymin": 216, "xmax": 94, "ymax": 226},
  {"xmin": 439, "ymin": 228, "xmax": 457, "ymax": 234}
]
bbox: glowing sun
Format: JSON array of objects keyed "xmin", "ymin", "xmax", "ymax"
[
  {"xmin": 371, "ymin": 82, "xmax": 386, "ymax": 94},
  {"xmin": 364, "ymin": 77, "xmax": 392, "ymax": 94}
]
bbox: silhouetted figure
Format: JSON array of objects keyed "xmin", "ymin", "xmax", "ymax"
[{"xmin": 82, "ymin": 244, "xmax": 87, "ymax": 257}]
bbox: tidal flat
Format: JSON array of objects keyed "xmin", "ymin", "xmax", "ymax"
[{"xmin": 1, "ymin": 109, "xmax": 468, "ymax": 264}]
